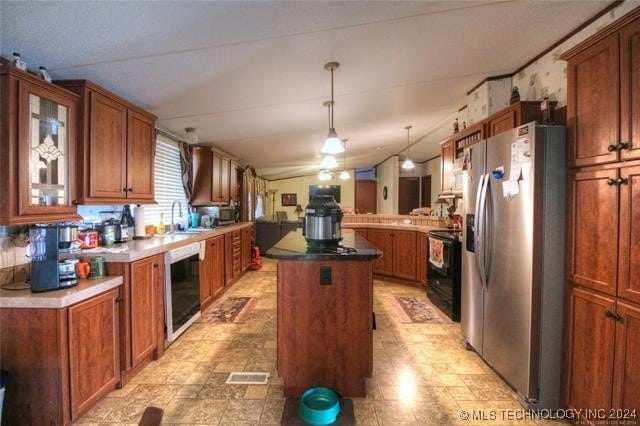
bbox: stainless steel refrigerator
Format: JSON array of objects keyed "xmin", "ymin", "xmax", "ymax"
[{"xmin": 461, "ymin": 122, "xmax": 565, "ymax": 409}]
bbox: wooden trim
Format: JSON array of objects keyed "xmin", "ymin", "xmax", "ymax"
[
  {"xmin": 561, "ymin": 3, "xmax": 639, "ymax": 60},
  {"xmin": 465, "ymin": 73, "xmax": 513, "ymax": 96},
  {"xmin": 2, "ymin": 65, "xmax": 80, "ymax": 100},
  {"xmin": 457, "ymin": 105, "xmax": 468, "ymax": 112}
]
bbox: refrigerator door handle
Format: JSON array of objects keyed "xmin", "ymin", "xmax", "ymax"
[
  {"xmin": 478, "ymin": 173, "xmax": 490, "ymax": 288},
  {"xmin": 474, "ymin": 173, "xmax": 486, "ymax": 286},
  {"xmin": 483, "ymin": 175, "xmax": 493, "ymax": 283}
]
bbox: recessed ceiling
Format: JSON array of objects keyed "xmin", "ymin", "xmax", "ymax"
[{"xmin": 1, "ymin": 1, "xmax": 610, "ymax": 179}]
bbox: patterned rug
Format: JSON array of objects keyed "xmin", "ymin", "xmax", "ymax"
[
  {"xmin": 197, "ymin": 296, "xmax": 257, "ymax": 324},
  {"xmin": 387, "ymin": 296, "xmax": 450, "ymax": 324}
]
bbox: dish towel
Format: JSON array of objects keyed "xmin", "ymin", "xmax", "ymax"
[{"xmin": 429, "ymin": 237, "xmax": 444, "ymax": 268}]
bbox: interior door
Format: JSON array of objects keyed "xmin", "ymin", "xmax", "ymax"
[
  {"xmin": 461, "ymin": 140, "xmax": 485, "ymax": 352},
  {"xmin": 398, "ymin": 177, "xmax": 419, "ymax": 215},
  {"xmin": 420, "ymin": 175, "xmax": 431, "ymax": 208},
  {"xmin": 355, "ymin": 180, "xmax": 376, "ymax": 214},
  {"xmin": 482, "ymin": 126, "xmax": 536, "ymax": 398}
]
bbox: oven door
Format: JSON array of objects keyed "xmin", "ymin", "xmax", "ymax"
[{"xmin": 164, "ymin": 242, "xmax": 205, "ymax": 343}]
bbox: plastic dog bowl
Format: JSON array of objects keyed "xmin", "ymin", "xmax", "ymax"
[{"xmin": 298, "ymin": 387, "xmax": 341, "ymax": 425}]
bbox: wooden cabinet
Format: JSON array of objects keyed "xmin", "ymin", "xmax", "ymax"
[
  {"xmin": 564, "ymin": 287, "xmax": 617, "ymax": 413},
  {"xmin": 241, "ymin": 226, "xmax": 253, "ymax": 271},
  {"xmin": 0, "ymin": 287, "xmax": 122, "ymax": 424},
  {"xmin": 563, "ymin": 13, "xmax": 640, "ymax": 167},
  {"xmin": 200, "ymin": 235, "xmax": 225, "ymax": 310},
  {"xmin": 224, "ymin": 230, "xmax": 242, "ymax": 286},
  {"xmin": 0, "ymin": 65, "xmax": 81, "ymax": 225},
  {"xmin": 563, "ymin": 10, "xmax": 640, "ymax": 416},
  {"xmin": 68, "ymin": 289, "xmax": 120, "ymax": 419},
  {"xmin": 106, "ymin": 253, "xmax": 164, "ymax": 384},
  {"xmin": 366, "ymin": 228, "xmax": 417, "ymax": 281},
  {"xmin": 368, "ymin": 229, "xmax": 393, "ymax": 276},
  {"xmin": 416, "ymin": 232, "xmax": 428, "ymax": 285},
  {"xmin": 440, "ymin": 139, "xmax": 455, "ymax": 192},
  {"xmin": 212, "ymin": 151, "xmax": 231, "ymax": 203},
  {"xmin": 56, "ymin": 80, "xmax": 156, "ymax": 204},
  {"xmin": 392, "ymin": 230, "xmax": 417, "ymax": 281},
  {"xmin": 191, "ymin": 148, "xmax": 232, "ymax": 205},
  {"xmin": 354, "ymin": 227, "xmax": 369, "ymax": 240},
  {"xmin": 486, "ymin": 101, "xmax": 555, "ymax": 137},
  {"xmin": 230, "ymin": 160, "xmax": 240, "ymax": 203}
]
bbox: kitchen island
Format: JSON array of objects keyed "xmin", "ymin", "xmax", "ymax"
[{"xmin": 266, "ymin": 229, "xmax": 381, "ymax": 397}]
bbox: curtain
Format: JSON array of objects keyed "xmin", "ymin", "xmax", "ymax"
[{"xmin": 178, "ymin": 141, "xmax": 193, "ymax": 203}]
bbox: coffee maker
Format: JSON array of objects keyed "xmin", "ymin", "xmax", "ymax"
[{"xmin": 29, "ymin": 225, "xmax": 78, "ymax": 292}]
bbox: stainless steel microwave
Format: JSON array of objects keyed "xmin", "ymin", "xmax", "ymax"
[{"xmin": 218, "ymin": 206, "xmax": 236, "ymax": 225}]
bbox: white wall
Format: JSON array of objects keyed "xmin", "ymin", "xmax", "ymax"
[
  {"xmin": 423, "ymin": 156, "xmax": 442, "ymax": 208},
  {"xmin": 376, "ymin": 156, "xmax": 399, "ymax": 214},
  {"xmin": 266, "ymin": 172, "xmax": 355, "ymax": 219}
]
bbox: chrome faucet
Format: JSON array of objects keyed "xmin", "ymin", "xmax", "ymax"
[{"xmin": 169, "ymin": 200, "xmax": 183, "ymax": 233}]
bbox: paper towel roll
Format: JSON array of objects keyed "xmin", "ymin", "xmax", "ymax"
[{"xmin": 134, "ymin": 205, "xmax": 146, "ymax": 237}]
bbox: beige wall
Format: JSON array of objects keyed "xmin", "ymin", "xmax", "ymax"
[
  {"xmin": 376, "ymin": 156, "xmax": 399, "ymax": 214},
  {"xmin": 266, "ymin": 171, "xmax": 356, "ymax": 220},
  {"xmin": 422, "ymin": 156, "xmax": 441, "ymax": 208}
]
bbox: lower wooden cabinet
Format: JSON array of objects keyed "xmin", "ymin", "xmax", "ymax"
[
  {"xmin": 200, "ymin": 235, "xmax": 225, "ymax": 310},
  {"xmin": 563, "ymin": 286, "xmax": 640, "ymax": 416},
  {"xmin": 242, "ymin": 226, "xmax": 253, "ymax": 271},
  {"xmin": 416, "ymin": 232, "xmax": 427, "ymax": 285},
  {"xmin": 225, "ymin": 230, "xmax": 242, "ymax": 285},
  {"xmin": 106, "ymin": 253, "xmax": 164, "ymax": 384},
  {"xmin": 68, "ymin": 289, "xmax": 120, "ymax": 419},
  {"xmin": 0, "ymin": 287, "xmax": 122, "ymax": 424},
  {"xmin": 362, "ymin": 228, "xmax": 417, "ymax": 282}
]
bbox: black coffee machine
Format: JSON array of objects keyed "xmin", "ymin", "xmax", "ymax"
[{"xmin": 29, "ymin": 226, "xmax": 77, "ymax": 292}]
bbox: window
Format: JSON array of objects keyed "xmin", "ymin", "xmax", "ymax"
[{"xmin": 143, "ymin": 140, "xmax": 189, "ymax": 226}]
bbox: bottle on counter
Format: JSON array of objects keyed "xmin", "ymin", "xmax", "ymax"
[{"xmin": 157, "ymin": 212, "xmax": 166, "ymax": 235}]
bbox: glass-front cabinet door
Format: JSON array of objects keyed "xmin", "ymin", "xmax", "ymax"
[{"xmin": 18, "ymin": 80, "xmax": 77, "ymax": 217}]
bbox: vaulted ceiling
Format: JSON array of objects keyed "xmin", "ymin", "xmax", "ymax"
[{"xmin": 1, "ymin": 1, "xmax": 610, "ymax": 179}]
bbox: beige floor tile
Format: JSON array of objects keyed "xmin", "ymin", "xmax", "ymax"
[
  {"xmin": 258, "ymin": 396, "xmax": 286, "ymax": 424},
  {"xmin": 372, "ymin": 400, "xmax": 418, "ymax": 424},
  {"xmin": 221, "ymin": 399, "xmax": 265, "ymax": 423},
  {"xmin": 244, "ymin": 385, "xmax": 269, "ymax": 399},
  {"xmin": 162, "ymin": 398, "xmax": 227, "ymax": 424}
]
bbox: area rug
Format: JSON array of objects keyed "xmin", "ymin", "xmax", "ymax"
[
  {"xmin": 197, "ymin": 296, "xmax": 257, "ymax": 324},
  {"xmin": 387, "ymin": 296, "xmax": 450, "ymax": 324}
]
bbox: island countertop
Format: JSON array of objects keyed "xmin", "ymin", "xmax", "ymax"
[{"xmin": 265, "ymin": 228, "xmax": 381, "ymax": 261}]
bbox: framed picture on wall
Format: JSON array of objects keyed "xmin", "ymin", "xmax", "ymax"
[{"xmin": 281, "ymin": 193, "xmax": 297, "ymax": 206}]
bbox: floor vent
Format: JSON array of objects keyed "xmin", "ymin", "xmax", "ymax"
[{"xmin": 226, "ymin": 372, "xmax": 270, "ymax": 385}]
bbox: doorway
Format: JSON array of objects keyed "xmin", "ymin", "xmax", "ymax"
[
  {"xmin": 355, "ymin": 180, "xmax": 376, "ymax": 214},
  {"xmin": 421, "ymin": 175, "xmax": 432, "ymax": 208},
  {"xmin": 398, "ymin": 177, "xmax": 419, "ymax": 215}
]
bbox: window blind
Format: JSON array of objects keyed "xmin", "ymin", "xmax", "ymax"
[{"xmin": 143, "ymin": 140, "xmax": 188, "ymax": 227}]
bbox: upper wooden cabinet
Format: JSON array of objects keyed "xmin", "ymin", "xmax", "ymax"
[
  {"xmin": 563, "ymin": 13, "xmax": 640, "ymax": 167},
  {"xmin": 230, "ymin": 160, "xmax": 240, "ymax": 203},
  {"xmin": 0, "ymin": 65, "xmax": 81, "ymax": 225},
  {"xmin": 486, "ymin": 101, "xmax": 556, "ymax": 137},
  {"xmin": 56, "ymin": 80, "xmax": 156, "ymax": 204},
  {"xmin": 191, "ymin": 148, "xmax": 233, "ymax": 205}
]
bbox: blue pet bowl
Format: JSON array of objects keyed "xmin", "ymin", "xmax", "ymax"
[{"xmin": 298, "ymin": 387, "xmax": 341, "ymax": 425}]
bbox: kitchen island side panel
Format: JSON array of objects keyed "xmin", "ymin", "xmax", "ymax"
[{"xmin": 276, "ymin": 259, "xmax": 373, "ymax": 397}]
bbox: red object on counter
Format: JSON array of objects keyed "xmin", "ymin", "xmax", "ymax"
[{"xmin": 78, "ymin": 231, "xmax": 98, "ymax": 249}]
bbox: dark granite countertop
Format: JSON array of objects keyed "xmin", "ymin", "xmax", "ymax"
[{"xmin": 265, "ymin": 229, "xmax": 382, "ymax": 260}]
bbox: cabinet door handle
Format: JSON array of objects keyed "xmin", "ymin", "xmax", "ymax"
[
  {"xmin": 607, "ymin": 178, "xmax": 616, "ymax": 186},
  {"xmin": 115, "ymin": 297, "xmax": 123, "ymax": 304},
  {"xmin": 153, "ymin": 263, "xmax": 159, "ymax": 268},
  {"xmin": 607, "ymin": 144, "xmax": 617, "ymax": 152},
  {"xmin": 612, "ymin": 312, "xmax": 622, "ymax": 321},
  {"xmin": 604, "ymin": 310, "xmax": 622, "ymax": 321},
  {"xmin": 128, "ymin": 187, "xmax": 134, "ymax": 192},
  {"xmin": 604, "ymin": 310, "xmax": 614, "ymax": 318},
  {"xmin": 123, "ymin": 187, "xmax": 128, "ymax": 192},
  {"xmin": 616, "ymin": 178, "xmax": 628, "ymax": 186},
  {"xmin": 616, "ymin": 142, "xmax": 630, "ymax": 151}
]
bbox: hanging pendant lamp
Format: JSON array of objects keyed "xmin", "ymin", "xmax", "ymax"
[
  {"xmin": 318, "ymin": 170, "xmax": 332, "ymax": 181},
  {"xmin": 320, "ymin": 154, "xmax": 338, "ymax": 169},
  {"xmin": 339, "ymin": 139, "xmax": 351, "ymax": 180},
  {"xmin": 321, "ymin": 62, "xmax": 344, "ymax": 155},
  {"xmin": 401, "ymin": 125, "xmax": 415, "ymax": 170}
]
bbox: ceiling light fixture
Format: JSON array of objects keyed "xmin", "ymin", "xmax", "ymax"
[
  {"xmin": 401, "ymin": 125, "xmax": 415, "ymax": 170},
  {"xmin": 339, "ymin": 139, "xmax": 351, "ymax": 180},
  {"xmin": 321, "ymin": 62, "xmax": 344, "ymax": 155},
  {"xmin": 184, "ymin": 127, "xmax": 198, "ymax": 144},
  {"xmin": 320, "ymin": 154, "xmax": 338, "ymax": 169},
  {"xmin": 318, "ymin": 170, "xmax": 332, "ymax": 181}
]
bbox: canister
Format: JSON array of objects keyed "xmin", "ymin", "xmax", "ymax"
[{"xmin": 89, "ymin": 256, "xmax": 105, "ymax": 279}]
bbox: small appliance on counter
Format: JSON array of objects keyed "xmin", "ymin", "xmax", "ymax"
[
  {"xmin": 216, "ymin": 206, "xmax": 236, "ymax": 226},
  {"xmin": 28, "ymin": 225, "xmax": 78, "ymax": 292},
  {"xmin": 303, "ymin": 195, "xmax": 343, "ymax": 250}
]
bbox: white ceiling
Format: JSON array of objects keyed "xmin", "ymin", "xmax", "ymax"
[{"xmin": 2, "ymin": 1, "xmax": 610, "ymax": 179}]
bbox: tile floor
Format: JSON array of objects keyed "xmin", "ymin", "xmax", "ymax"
[{"xmin": 75, "ymin": 259, "xmax": 564, "ymax": 425}]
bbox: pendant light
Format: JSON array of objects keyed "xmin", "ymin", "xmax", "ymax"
[
  {"xmin": 320, "ymin": 154, "xmax": 338, "ymax": 169},
  {"xmin": 401, "ymin": 125, "xmax": 415, "ymax": 170},
  {"xmin": 321, "ymin": 62, "xmax": 344, "ymax": 155},
  {"xmin": 318, "ymin": 170, "xmax": 332, "ymax": 181},
  {"xmin": 339, "ymin": 138, "xmax": 351, "ymax": 180}
]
